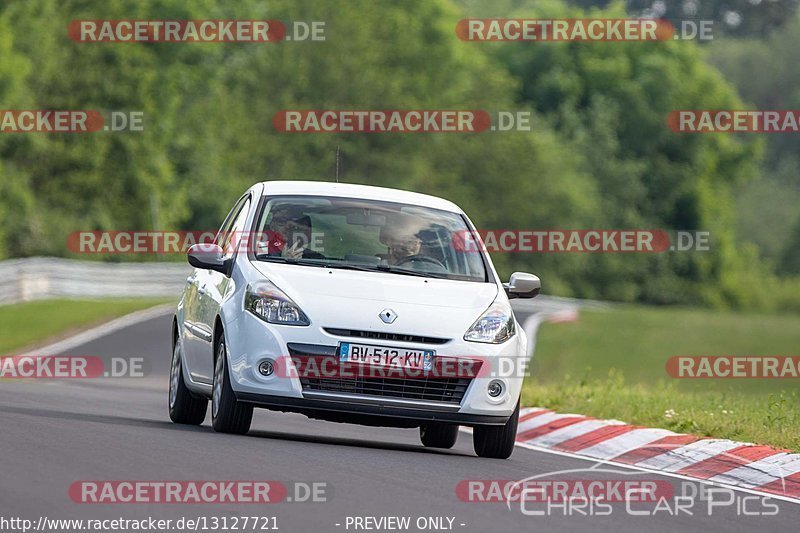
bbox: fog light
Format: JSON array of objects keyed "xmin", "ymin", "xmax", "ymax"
[
  {"xmin": 258, "ymin": 360, "xmax": 274, "ymax": 376},
  {"xmin": 487, "ymin": 379, "xmax": 504, "ymax": 398}
]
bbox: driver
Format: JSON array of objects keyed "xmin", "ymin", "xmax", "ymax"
[{"xmin": 380, "ymin": 215, "xmax": 424, "ymax": 265}]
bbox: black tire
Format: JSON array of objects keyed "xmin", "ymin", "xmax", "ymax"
[
  {"xmin": 419, "ymin": 423, "xmax": 459, "ymax": 449},
  {"xmin": 473, "ymin": 401, "xmax": 519, "ymax": 459},
  {"xmin": 211, "ymin": 334, "xmax": 253, "ymax": 434},
  {"xmin": 168, "ymin": 340, "xmax": 208, "ymax": 425}
]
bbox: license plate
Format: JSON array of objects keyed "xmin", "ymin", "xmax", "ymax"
[{"xmin": 339, "ymin": 342, "xmax": 434, "ymax": 371}]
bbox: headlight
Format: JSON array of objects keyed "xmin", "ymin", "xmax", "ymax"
[
  {"xmin": 463, "ymin": 300, "xmax": 515, "ymax": 344},
  {"xmin": 245, "ymin": 280, "xmax": 310, "ymax": 326}
]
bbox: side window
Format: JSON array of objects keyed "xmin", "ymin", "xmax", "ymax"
[
  {"xmin": 215, "ymin": 199, "xmax": 245, "ymax": 247},
  {"xmin": 216, "ymin": 196, "xmax": 252, "ymax": 257}
]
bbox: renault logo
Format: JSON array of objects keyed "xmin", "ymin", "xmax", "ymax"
[{"xmin": 379, "ymin": 308, "xmax": 397, "ymax": 324}]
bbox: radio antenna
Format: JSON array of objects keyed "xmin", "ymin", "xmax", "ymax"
[{"xmin": 335, "ymin": 145, "xmax": 340, "ymax": 183}]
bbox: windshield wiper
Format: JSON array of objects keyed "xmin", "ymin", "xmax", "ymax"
[
  {"xmin": 299, "ymin": 261, "xmax": 381, "ymax": 272},
  {"xmin": 254, "ymin": 254, "xmax": 291, "ymax": 263},
  {"xmin": 373, "ymin": 265, "xmax": 450, "ymax": 279},
  {"xmin": 256, "ymin": 255, "xmax": 378, "ymax": 272},
  {"xmin": 256, "ymin": 254, "xmax": 450, "ymax": 278}
]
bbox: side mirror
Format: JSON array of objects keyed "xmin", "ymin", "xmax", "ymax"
[
  {"xmin": 503, "ymin": 272, "xmax": 540, "ymax": 299},
  {"xmin": 187, "ymin": 243, "xmax": 230, "ymax": 275}
]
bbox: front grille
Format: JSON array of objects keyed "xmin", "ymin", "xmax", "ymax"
[
  {"xmin": 302, "ymin": 373, "xmax": 471, "ymax": 403},
  {"xmin": 324, "ymin": 328, "xmax": 450, "ymax": 345},
  {"xmin": 287, "ymin": 345, "xmax": 472, "ymax": 405}
]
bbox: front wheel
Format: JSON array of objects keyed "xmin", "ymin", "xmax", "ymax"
[
  {"xmin": 211, "ymin": 335, "xmax": 253, "ymax": 434},
  {"xmin": 473, "ymin": 401, "xmax": 519, "ymax": 459},
  {"xmin": 419, "ymin": 423, "xmax": 459, "ymax": 449},
  {"xmin": 168, "ymin": 341, "xmax": 208, "ymax": 425}
]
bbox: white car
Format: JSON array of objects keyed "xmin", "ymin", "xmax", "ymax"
[{"xmin": 170, "ymin": 181, "xmax": 540, "ymax": 458}]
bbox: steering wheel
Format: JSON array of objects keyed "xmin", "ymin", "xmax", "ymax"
[{"xmin": 394, "ymin": 255, "xmax": 446, "ymax": 270}]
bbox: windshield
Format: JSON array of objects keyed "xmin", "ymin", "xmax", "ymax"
[{"xmin": 252, "ymin": 195, "xmax": 488, "ymax": 282}]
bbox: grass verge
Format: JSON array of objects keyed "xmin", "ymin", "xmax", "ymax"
[
  {"xmin": 522, "ymin": 305, "xmax": 800, "ymax": 450},
  {"xmin": 0, "ymin": 298, "xmax": 172, "ymax": 355}
]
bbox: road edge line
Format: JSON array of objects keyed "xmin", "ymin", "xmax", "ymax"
[{"xmin": 15, "ymin": 303, "xmax": 175, "ymax": 357}]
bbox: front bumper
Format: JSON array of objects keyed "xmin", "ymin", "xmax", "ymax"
[
  {"xmin": 224, "ymin": 311, "xmax": 527, "ymax": 426},
  {"xmin": 236, "ymin": 391, "xmax": 512, "ymax": 427}
]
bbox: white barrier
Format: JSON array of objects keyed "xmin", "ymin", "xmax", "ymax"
[
  {"xmin": 0, "ymin": 257, "xmax": 608, "ymax": 311},
  {"xmin": 0, "ymin": 257, "xmax": 192, "ymax": 304}
]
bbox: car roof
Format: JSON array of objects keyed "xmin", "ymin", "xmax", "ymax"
[{"xmin": 256, "ymin": 180, "xmax": 462, "ymax": 213}]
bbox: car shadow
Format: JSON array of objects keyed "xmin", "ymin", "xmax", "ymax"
[
  {"xmin": 3, "ymin": 404, "xmax": 473, "ymax": 457},
  {"xmin": 245, "ymin": 427, "xmax": 470, "ymax": 457}
]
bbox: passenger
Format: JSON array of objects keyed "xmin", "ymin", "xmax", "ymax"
[{"xmin": 263, "ymin": 207, "xmax": 323, "ymax": 259}]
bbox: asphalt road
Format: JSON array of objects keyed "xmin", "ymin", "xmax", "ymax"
[{"xmin": 1, "ymin": 305, "xmax": 798, "ymax": 533}]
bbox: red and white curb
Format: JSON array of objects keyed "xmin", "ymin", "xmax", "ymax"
[{"xmin": 515, "ymin": 407, "xmax": 800, "ymax": 502}]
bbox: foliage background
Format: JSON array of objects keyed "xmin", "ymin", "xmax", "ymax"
[{"xmin": 0, "ymin": 0, "xmax": 797, "ymax": 310}]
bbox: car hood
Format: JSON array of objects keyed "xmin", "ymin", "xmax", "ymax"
[{"xmin": 250, "ymin": 261, "xmax": 499, "ymax": 336}]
